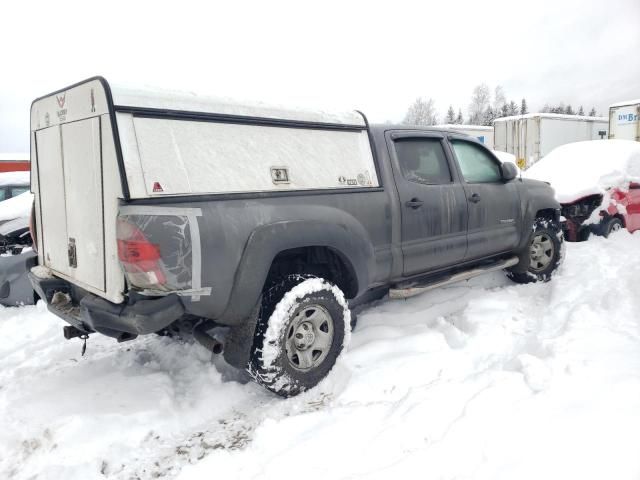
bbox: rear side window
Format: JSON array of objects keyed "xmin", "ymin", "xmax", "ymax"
[
  {"xmin": 451, "ymin": 140, "xmax": 502, "ymax": 183},
  {"xmin": 395, "ymin": 138, "xmax": 452, "ymax": 185}
]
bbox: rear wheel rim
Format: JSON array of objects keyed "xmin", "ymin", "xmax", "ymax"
[
  {"xmin": 529, "ymin": 233, "xmax": 554, "ymax": 272},
  {"xmin": 285, "ymin": 304, "xmax": 334, "ymax": 372}
]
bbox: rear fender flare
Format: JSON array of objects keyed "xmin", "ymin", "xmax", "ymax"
[{"xmin": 219, "ymin": 219, "xmax": 374, "ymax": 325}]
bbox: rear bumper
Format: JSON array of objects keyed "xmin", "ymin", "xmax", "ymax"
[{"xmin": 28, "ymin": 272, "xmax": 184, "ymax": 340}]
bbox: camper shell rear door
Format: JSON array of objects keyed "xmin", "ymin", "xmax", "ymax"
[{"xmin": 31, "ymin": 78, "xmax": 125, "ymax": 304}]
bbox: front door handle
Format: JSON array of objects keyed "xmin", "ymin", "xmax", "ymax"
[
  {"xmin": 469, "ymin": 193, "xmax": 481, "ymax": 203},
  {"xmin": 405, "ymin": 198, "xmax": 424, "ymax": 209}
]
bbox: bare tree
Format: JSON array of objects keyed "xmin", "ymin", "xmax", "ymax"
[
  {"xmin": 403, "ymin": 97, "xmax": 438, "ymax": 126},
  {"xmin": 493, "ymin": 85, "xmax": 507, "ymax": 114},
  {"xmin": 468, "ymin": 84, "xmax": 490, "ymax": 125}
]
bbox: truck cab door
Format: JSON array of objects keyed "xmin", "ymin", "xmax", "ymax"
[
  {"xmin": 387, "ymin": 131, "xmax": 468, "ymax": 276},
  {"xmin": 447, "ymin": 137, "xmax": 521, "ymax": 260}
]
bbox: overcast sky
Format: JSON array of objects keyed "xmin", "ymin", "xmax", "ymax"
[{"xmin": 1, "ymin": 0, "xmax": 639, "ymax": 152}]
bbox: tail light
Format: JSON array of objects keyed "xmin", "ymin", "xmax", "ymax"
[{"xmin": 117, "ymin": 218, "xmax": 167, "ymax": 290}]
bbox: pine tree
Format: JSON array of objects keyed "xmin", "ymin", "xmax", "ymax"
[
  {"xmin": 578, "ymin": 106, "xmax": 584, "ymax": 116},
  {"xmin": 455, "ymin": 109, "xmax": 464, "ymax": 124},
  {"xmin": 507, "ymin": 100, "xmax": 519, "ymax": 116},
  {"xmin": 589, "ymin": 107, "xmax": 597, "ymax": 116},
  {"xmin": 445, "ymin": 105, "xmax": 456, "ymax": 124},
  {"xmin": 565, "ymin": 105, "xmax": 575, "ymax": 115},
  {"xmin": 520, "ymin": 98, "xmax": 528, "ymax": 115},
  {"xmin": 482, "ymin": 106, "xmax": 496, "ymax": 126},
  {"xmin": 501, "ymin": 104, "xmax": 509, "ymax": 117}
]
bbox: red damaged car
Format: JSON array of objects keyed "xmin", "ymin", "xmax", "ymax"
[{"xmin": 526, "ymin": 140, "xmax": 640, "ymax": 241}]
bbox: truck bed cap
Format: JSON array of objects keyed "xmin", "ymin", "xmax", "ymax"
[{"xmin": 109, "ymin": 81, "xmax": 366, "ymax": 127}]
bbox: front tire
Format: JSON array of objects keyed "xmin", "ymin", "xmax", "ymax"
[
  {"xmin": 507, "ymin": 217, "xmax": 564, "ymax": 284},
  {"xmin": 600, "ymin": 216, "xmax": 623, "ymax": 238},
  {"xmin": 248, "ymin": 275, "xmax": 351, "ymax": 397}
]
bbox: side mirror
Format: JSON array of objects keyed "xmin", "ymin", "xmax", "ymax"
[{"xmin": 500, "ymin": 162, "xmax": 518, "ymax": 182}]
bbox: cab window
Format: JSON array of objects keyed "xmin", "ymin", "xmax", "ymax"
[
  {"xmin": 450, "ymin": 139, "xmax": 502, "ymax": 183},
  {"xmin": 395, "ymin": 138, "xmax": 452, "ymax": 185}
]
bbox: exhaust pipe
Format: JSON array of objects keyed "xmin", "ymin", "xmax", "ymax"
[{"xmin": 193, "ymin": 325, "xmax": 223, "ymax": 355}]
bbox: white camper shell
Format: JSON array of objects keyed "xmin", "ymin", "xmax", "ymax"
[
  {"xmin": 30, "ymin": 77, "xmax": 379, "ymax": 304},
  {"xmin": 493, "ymin": 113, "xmax": 608, "ymax": 169},
  {"xmin": 608, "ymin": 99, "xmax": 640, "ymax": 142}
]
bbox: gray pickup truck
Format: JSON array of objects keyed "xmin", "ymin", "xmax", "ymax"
[{"xmin": 28, "ymin": 77, "xmax": 562, "ymax": 396}]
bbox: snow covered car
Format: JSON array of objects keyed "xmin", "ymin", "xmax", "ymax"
[
  {"xmin": 0, "ymin": 171, "xmax": 30, "ymax": 202},
  {"xmin": 0, "ymin": 187, "xmax": 37, "ymax": 306},
  {"xmin": 0, "ymin": 191, "xmax": 34, "ymax": 254},
  {"xmin": 526, "ymin": 140, "xmax": 640, "ymax": 241}
]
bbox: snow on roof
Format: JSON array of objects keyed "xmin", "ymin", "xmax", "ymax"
[
  {"xmin": 110, "ymin": 83, "xmax": 366, "ymax": 127},
  {"xmin": 609, "ymin": 99, "xmax": 640, "ymax": 108},
  {"xmin": 0, "ymin": 153, "xmax": 29, "ymax": 162},
  {"xmin": 525, "ymin": 140, "xmax": 640, "ymax": 203},
  {"xmin": 0, "ymin": 171, "xmax": 30, "ymax": 187},
  {"xmin": 494, "ymin": 113, "xmax": 607, "ymax": 123},
  {"xmin": 434, "ymin": 124, "xmax": 494, "ymax": 131},
  {"xmin": 0, "ymin": 191, "xmax": 33, "ymax": 222}
]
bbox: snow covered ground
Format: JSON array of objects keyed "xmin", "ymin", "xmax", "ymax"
[{"xmin": 1, "ymin": 232, "xmax": 639, "ymax": 480}]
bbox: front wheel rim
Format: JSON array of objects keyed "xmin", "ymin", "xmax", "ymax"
[
  {"xmin": 285, "ymin": 304, "xmax": 334, "ymax": 372},
  {"xmin": 529, "ymin": 233, "xmax": 555, "ymax": 272}
]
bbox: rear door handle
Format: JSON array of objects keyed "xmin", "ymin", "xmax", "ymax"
[
  {"xmin": 469, "ymin": 193, "xmax": 481, "ymax": 203},
  {"xmin": 405, "ymin": 198, "xmax": 424, "ymax": 209}
]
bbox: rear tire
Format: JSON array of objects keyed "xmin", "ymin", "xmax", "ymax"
[
  {"xmin": 248, "ymin": 275, "xmax": 351, "ymax": 397},
  {"xmin": 507, "ymin": 217, "xmax": 564, "ymax": 284}
]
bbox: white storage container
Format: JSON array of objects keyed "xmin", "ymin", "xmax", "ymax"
[
  {"xmin": 608, "ymin": 99, "xmax": 640, "ymax": 142},
  {"xmin": 434, "ymin": 124, "xmax": 494, "ymax": 148},
  {"xmin": 493, "ymin": 114, "xmax": 608, "ymax": 169}
]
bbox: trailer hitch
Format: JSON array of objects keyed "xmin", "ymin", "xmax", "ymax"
[{"xmin": 63, "ymin": 326, "xmax": 91, "ymax": 356}]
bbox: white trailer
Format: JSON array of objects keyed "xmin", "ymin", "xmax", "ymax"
[
  {"xmin": 434, "ymin": 124, "xmax": 494, "ymax": 148},
  {"xmin": 608, "ymin": 99, "xmax": 640, "ymax": 141},
  {"xmin": 493, "ymin": 113, "xmax": 608, "ymax": 169}
]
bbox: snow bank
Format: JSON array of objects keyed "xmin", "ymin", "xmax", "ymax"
[
  {"xmin": 0, "ymin": 170, "xmax": 29, "ymax": 187},
  {"xmin": 0, "ymin": 191, "xmax": 33, "ymax": 222},
  {"xmin": 525, "ymin": 139, "xmax": 640, "ymax": 203},
  {"xmin": 2, "ymin": 233, "xmax": 640, "ymax": 479}
]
